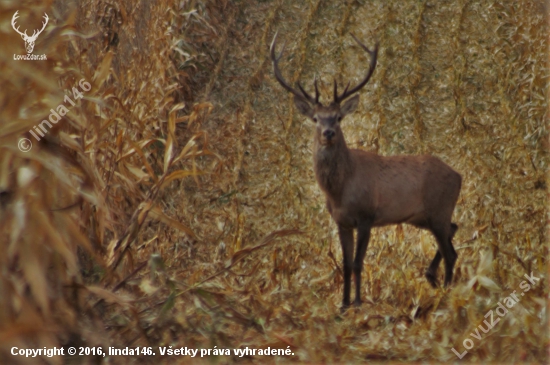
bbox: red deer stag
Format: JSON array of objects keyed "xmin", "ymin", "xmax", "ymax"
[{"xmin": 270, "ymin": 33, "xmax": 462, "ymax": 310}]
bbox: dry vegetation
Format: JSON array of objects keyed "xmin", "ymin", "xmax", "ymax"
[{"xmin": 0, "ymin": 0, "xmax": 548, "ymax": 364}]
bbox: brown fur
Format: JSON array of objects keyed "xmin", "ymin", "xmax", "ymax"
[
  {"xmin": 271, "ymin": 34, "xmax": 462, "ymax": 310},
  {"xmin": 308, "ymin": 100, "xmax": 462, "ymax": 310}
]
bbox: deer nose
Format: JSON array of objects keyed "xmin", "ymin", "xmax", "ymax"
[{"xmin": 323, "ymin": 129, "xmax": 335, "ymax": 140}]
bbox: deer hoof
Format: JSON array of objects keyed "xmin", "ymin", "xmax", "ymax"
[{"xmin": 425, "ymin": 271, "xmax": 438, "ymax": 288}]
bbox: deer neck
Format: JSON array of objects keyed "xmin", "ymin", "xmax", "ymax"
[{"xmin": 313, "ymin": 136, "xmax": 352, "ymax": 198}]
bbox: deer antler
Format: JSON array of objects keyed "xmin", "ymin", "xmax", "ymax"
[
  {"xmin": 11, "ymin": 11, "xmax": 49, "ymax": 40},
  {"xmin": 11, "ymin": 11, "xmax": 28, "ymax": 38},
  {"xmin": 334, "ymin": 34, "xmax": 378, "ymax": 104},
  {"xmin": 270, "ymin": 32, "xmax": 319, "ymax": 104},
  {"xmin": 30, "ymin": 13, "xmax": 49, "ymax": 40}
]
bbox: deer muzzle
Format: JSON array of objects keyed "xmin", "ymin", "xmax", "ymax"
[{"xmin": 321, "ymin": 129, "xmax": 336, "ymax": 145}]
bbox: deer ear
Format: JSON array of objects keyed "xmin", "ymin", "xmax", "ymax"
[
  {"xmin": 340, "ymin": 95, "xmax": 360, "ymax": 117},
  {"xmin": 293, "ymin": 95, "xmax": 314, "ymax": 119}
]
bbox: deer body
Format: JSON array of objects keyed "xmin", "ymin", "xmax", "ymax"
[
  {"xmin": 271, "ymin": 33, "xmax": 462, "ymax": 310},
  {"xmin": 316, "ymin": 148, "xmax": 460, "ymax": 229}
]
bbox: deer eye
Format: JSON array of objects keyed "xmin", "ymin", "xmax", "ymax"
[
  {"xmin": 337, "ymin": 116, "xmax": 343, "ymax": 122},
  {"xmin": 313, "ymin": 117, "xmax": 318, "ymax": 122}
]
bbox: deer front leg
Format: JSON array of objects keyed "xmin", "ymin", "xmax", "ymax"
[
  {"xmin": 353, "ymin": 221, "xmax": 371, "ymax": 307},
  {"xmin": 337, "ymin": 224, "xmax": 354, "ymax": 311}
]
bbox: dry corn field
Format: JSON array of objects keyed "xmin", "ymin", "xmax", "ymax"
[{"xmin": 0, "ymin": 0, "xmax": 548, "ymax": 364}]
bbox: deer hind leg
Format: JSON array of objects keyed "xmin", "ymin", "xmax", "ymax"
[
  {"xmin": 425, "ymin": 223, "xmax": 458, "ymax": 287},
  {"xmin": 428, "ymin": 222, "xmax": 458, "ymax": 287},
  {"xmin": 353, "ymin": 221, "xmax": 372, "ymax": 307},
  {"xmin": 425, "ymin": 251, "xmax": 441, "ymax": 288},
  {"xmin": 338, "ymin": 224, "xmax": 354, "ymax": 311}
]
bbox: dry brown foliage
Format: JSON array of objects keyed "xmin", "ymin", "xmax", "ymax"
[{"xmin": 0, "ymin": 0, "xmax": 548, "ymax": 364}]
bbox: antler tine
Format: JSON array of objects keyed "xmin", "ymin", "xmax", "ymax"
[
  {"xmin": 335, "ymin": 33, "xmax": 379, "ymax": 103},
  {"xmin": 333, "ymin": 79, "xmax": 338, "ymax": 102},
  {"xmin": 342, "ymin": 81, "xmax": 350, "ymax": 97},
  {"xmin": 11, "ymin": 10, "xmax": 27, "ymax": 36},
  {"xmin": 39, "ymin": 13, "xmax": 49, "ymax": 32},
  {"xmin": 11, "ymin": 10, "xmax": 19, "ymax": 25},
  {"xmin": 276, "ymin": 40, "xmax": 287, "ymax": 62},
  {"xmin": 270, "ymin": 32, "xmax": 316, "ymax": 104},
  {"xmin": 297, "ymin": 82, "xmax": 315, "ymax": 103},
  {"xmin": 12, "ymin": 10, "xmax": 19, "ymax": 25}
]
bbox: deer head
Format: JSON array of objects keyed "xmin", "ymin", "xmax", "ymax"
[
  {"xmin": 270, "ymin": 33, "xmax": 378, "ymax": 148},
  {"xmin": 12, "ymin": 11, "xmax": 49, "ymax": 54}
]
